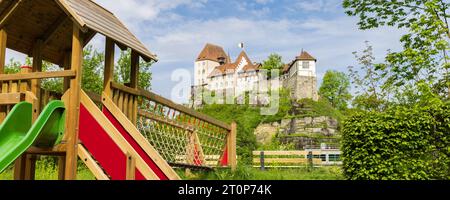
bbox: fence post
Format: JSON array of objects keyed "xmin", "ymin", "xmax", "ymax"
[
  {"xmin": 260, "ymin": 151, "xmax": 265, "ymax": 171},
  {"xmin": 308, "ymin": 151, "xmax": 313, "ymax": 171},
  {"xmin": 228, "ymin": 121, "xmax": 237, "ymax": 171}
]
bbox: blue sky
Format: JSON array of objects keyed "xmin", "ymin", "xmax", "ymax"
[{"xmin": 6, "ymin": 0, "xmax": 405, "ymax": 103}]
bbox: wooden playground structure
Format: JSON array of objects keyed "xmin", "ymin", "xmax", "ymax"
[{"xmin": 0, "ymin": 0, "xmax": 236, "ymax": 180}]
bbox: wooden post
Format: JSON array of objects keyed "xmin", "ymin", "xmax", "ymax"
[
  {"xmin": 130, "ymin": 50, "xmax": 139, "ymax": 124},
  {"xmin": 126, "ymin": 154, "xmax": 136, "ymax": 180},
  {"xmin": 228, "ymin": 121, "xmax": 237, "ymax": 171},
  {"xmin": 130, "ymin": 50, "xmax": 139, "ymax": 88},
  {"xmin": 0, "ymin": 29, "xmax": 6, "ymax": 123},
  {"xmin": 308, "ymin": 151, "xmax": 313, "ymax": 171},
  {"xmin": 260, "ymin": 151, "xmax": 265, "ymax": 171},
  {"xmin": 103, "ymin": 37, "xmax": 114, "ymax": 97},
  {"xmin": 31, "ymin": 40, "xmax": 43, "ymax": 120},
  {"xmin": 58, "ymin": 156, "xmax": 66, "ymax": 180},
  {"xmin": 64, "ymin": 24, "xmax": 84, "ymax": 180},
  {"xmin": 62, "ymin": 52, "xmax": 71, "ymax": 91}
]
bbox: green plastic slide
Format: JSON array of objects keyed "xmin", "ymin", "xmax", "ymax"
[{"xmin": 0, "ymin": 101, "xmax": 66, "ymax": 173}]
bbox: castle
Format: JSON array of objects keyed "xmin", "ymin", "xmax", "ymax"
[{"xmin": 191, "ymin": 43, "xmax": 318, "ymax": 107}]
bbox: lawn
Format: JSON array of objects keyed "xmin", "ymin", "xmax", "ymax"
[
  {"xmin": 1, "ymin": 159, "xmax": 344, "ymax": 180},
  {"xmin": 178, "ymin": 166, "xmax": 344, "ymax": 180},
  {"xmin": 0, "ymin": 158, "xmax": 95, "ymax": 180}
]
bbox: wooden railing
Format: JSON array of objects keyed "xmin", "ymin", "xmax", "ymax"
[
  {"xmin": 253, "ymin": 150, "xmax": 342, "ymax": 169},
  {"xmin": 110, "ymin": 82, "xmax": 236, "ymax": 169}
]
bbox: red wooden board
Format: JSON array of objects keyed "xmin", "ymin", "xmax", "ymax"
[
  {"xmin": 220, "ymin": 145, "xmax": 228, "ymax": 166},
  {"xmin": 103, "ymin": 107, "xmax": 169, "ymax": 180},
  {"xmin": 79, "ymin": 104, "xmax": 135, "ymax": 180}
]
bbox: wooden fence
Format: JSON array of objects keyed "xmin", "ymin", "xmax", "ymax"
[{"xmin": 253, "ymin": 150, "xmax": 342, "ymax": 169}]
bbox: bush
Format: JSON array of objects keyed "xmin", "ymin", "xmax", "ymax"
[{"xmin": 342, "ymin": 101, "xmax": 450, "ymax": 180}]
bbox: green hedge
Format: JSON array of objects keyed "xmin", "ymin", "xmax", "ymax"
[{"xmin": 342, "ymin": 102, "xmax": 450, "ymax": 180}]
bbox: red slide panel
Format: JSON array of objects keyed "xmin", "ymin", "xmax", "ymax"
[
  {"xmin": 220, "ymin": 145, "xmax": 228, "ymax": 166},
  {"xmin": 102, "ymin": 107, "xmax": 169, "ymax": 180},
  {"xmin": 79, "ymin": 104, "xmax": 145, "ymax": 180}
]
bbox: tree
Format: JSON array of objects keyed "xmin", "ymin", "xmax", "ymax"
[
  {"xmin": 319, "ymin": 70, "xmax": 352, "ymax": 110},
  {"xmin": 343, "ymin": 0, "xmax": 450, "ymax": 99},
  {"xmin": 261, "ymin": 53, "xmax": 284, "ymax": 77},
  {"xmin": 349, "ymin": 41, "xmax": 392, "ymax": 111},
  {"xmin": 115, "ymin": 49, "xmax": 153, "ymax": 90}
]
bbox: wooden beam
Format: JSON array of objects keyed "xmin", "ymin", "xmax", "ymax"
[
  {"xmin": 55, "ymin": 0, "xmax": 88, "ymax": 33},
  {"xmin": 64, "ymin": 24, "xmax": 84, "ymax": 180},
  {"xmin": 0, "ymin": 70, "xmax": 76, "ymax": 81},
  {"xmin": 40, "ymin": 16, "xmax": 70, "ymax": 46},
  {"xmin": 0, "ymin": 0, "xmax": 22, "ymax": 29},
  {"xmin": 126, "ymin": 154, "xmax": 136, "ymax": 180},
  {"xmin": 0, "ymin": 29, "xmax": 6, "ymax": 73},
  {"xmin": 130, "ymin": 50, "xmax": 139, "ymax": 88},
  {"xmin": 62, "ymin": 52, "xmax": 71, "ymax": 91},
  {"xmin": 26, "ymin": 144, "xmax": 67, "ymax": 155},
  {"xmin": 0, "ymin": 29, "xmax": 6, "ymax": 123},
  {"xmin": 13, "ymin": 155, "xmax": 26, "ymax": 180},
  {"xmin": 31, "ymin": 40, "xmax": 43, "ymax": 122},
  {"xmin": 101, "ymin": 93, "xmax": 181, "ymax": 180},
  {"xmin": 57, "ymin": 156, "xmax": 66, "ymax": 180},
  {"xmin": 82, "ymin": 29, "xmax": 97, "ymax": 47},
  {"xmin": 228, "ymin": 121, "xmax": 237, "ymax": 171},
  {"xmin": 81, "ymin": 90, "xmax": 159, "ymax": 180},
  {"xmin": 103, "ymin": 37, "xmax": 115, "ymax": 97},
  {"xmin": 138, "ymin": 87, "xmax": 232, "ymax": 130},
  {"xmin": 77, "ymin": 144, "xmax": 109, "ymax": 180},
  {"xmin": 0, "ymin": 93, "xmax": 25, "ymax": 105},
  {"xmin": 111, "ymin": 82, "xmax": 140, "ymax": 95}
]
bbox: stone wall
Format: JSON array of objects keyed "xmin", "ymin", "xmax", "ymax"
[
  {"xmin": 254, "ymin": 116, "xmax": 339, "ymax": 149},
  {"xmin": 282, "ymin": 75, "xmax": 318, "ymax": 101}
]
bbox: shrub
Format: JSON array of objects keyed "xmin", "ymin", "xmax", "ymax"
[{"xmin": 342, "ymin": 101, "xmax": 450, "ymax": 180}]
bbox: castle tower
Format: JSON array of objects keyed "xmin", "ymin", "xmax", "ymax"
[
  {"xmin": 283, "ymin": 51, "xmax": 319, "ymax": 101},
  {"xmin": 194, "ymin": 43, "xmax": 229, "ymax": 87}
]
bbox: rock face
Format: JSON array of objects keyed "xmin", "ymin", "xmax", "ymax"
[
  {"xmin": 254, "ymin": 116, "xmax": 340, "ymax": 149},
  {"xmin": 254, "ymin": 123, "xmax": 278, "ymax": 145}
]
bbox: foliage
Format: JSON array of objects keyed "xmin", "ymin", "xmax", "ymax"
[
  {"xmin": 115, "ymin": 49, "xmax": 154, "ymax": 90},
  {"xmin": 0, "ymin": 157, "xmax": 94, "ymax": 180},
  {"xmin": 3, "ymin": 58, "xmax": 21, "ymax": 74},
  {"xmin": 80, "ymin": 45, "xmax": 105, "ymax": 94},
  {"xmin": 342, "ymin": 96, "xmax": 450, "ymax": 180},
  {"xmin": 295, "ymin": 98, "xmax": 344, "ymax": 122},
  {"xmin": 198, "ymin": 103, "xmax": 260, "ymax": 164},
  {"xmin": 261, "ymin": 53, "xmax": 285, "ymax": 72},
  {"xmin": 318, "ymin": 70, "xmax": 352, "ymax": 110},
  {"xmin": 343, "ymin": 0, "xmax": 450, "ymax": 98},
  {"xmin": 262, "ymin": 53, "xmax": 284, "ymax": 70},
  {"xmin": 349, "ymin": 41, "xmax": 392, "ymax": 111}
]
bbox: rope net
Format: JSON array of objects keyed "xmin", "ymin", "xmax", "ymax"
[{"xmin": 136, "ymin": 96, "xmax": 229, "ymax": 168}]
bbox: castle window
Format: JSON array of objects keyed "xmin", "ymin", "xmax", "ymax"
[
  {"xmin": 202, "ymin": 69, "xmax": 205, "ymax": 74},
  {"xmin": 302, "ymin": 61, "xmax": 309, "ymax": 69}
]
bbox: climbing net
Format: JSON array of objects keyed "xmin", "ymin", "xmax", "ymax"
[{"xmin": 136, "ymin": 96, "xmax": 229, "ymax": 168}]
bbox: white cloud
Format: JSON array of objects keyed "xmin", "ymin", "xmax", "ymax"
[
  {"xmin": 294, "ymin": 0, "xmax": 342, "ymax": 12},
  {"xmin": 255, "ymin": 0, "xmax": 273, "ymax": 4}
]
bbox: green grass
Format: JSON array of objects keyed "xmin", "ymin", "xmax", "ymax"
[
  {"xmin": 1, "ymin": 159, "xmax": 343, "ymax": 180},
  {"xmin": 178, "ymin": 165, "xmax": 344, "ymax": 180},
  {"xmin": 0, "ymin": 158, "xmax": 95, "ymax": 180}
]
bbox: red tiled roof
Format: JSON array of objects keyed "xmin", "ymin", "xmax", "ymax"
[
  {"xmin": 296, "ymin": 51, "xmax": 316, "ymax": 61},
  {"xmin": 196, "ymin": 43, "xmax": 229, "ymax": 62},
  {"xmin": 283, "ymin": 50, "xmax": 316, "ymax": 73},
  {"xmin": 207, "ymin": 51, "xmax": 261, "ymax": 78}
]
